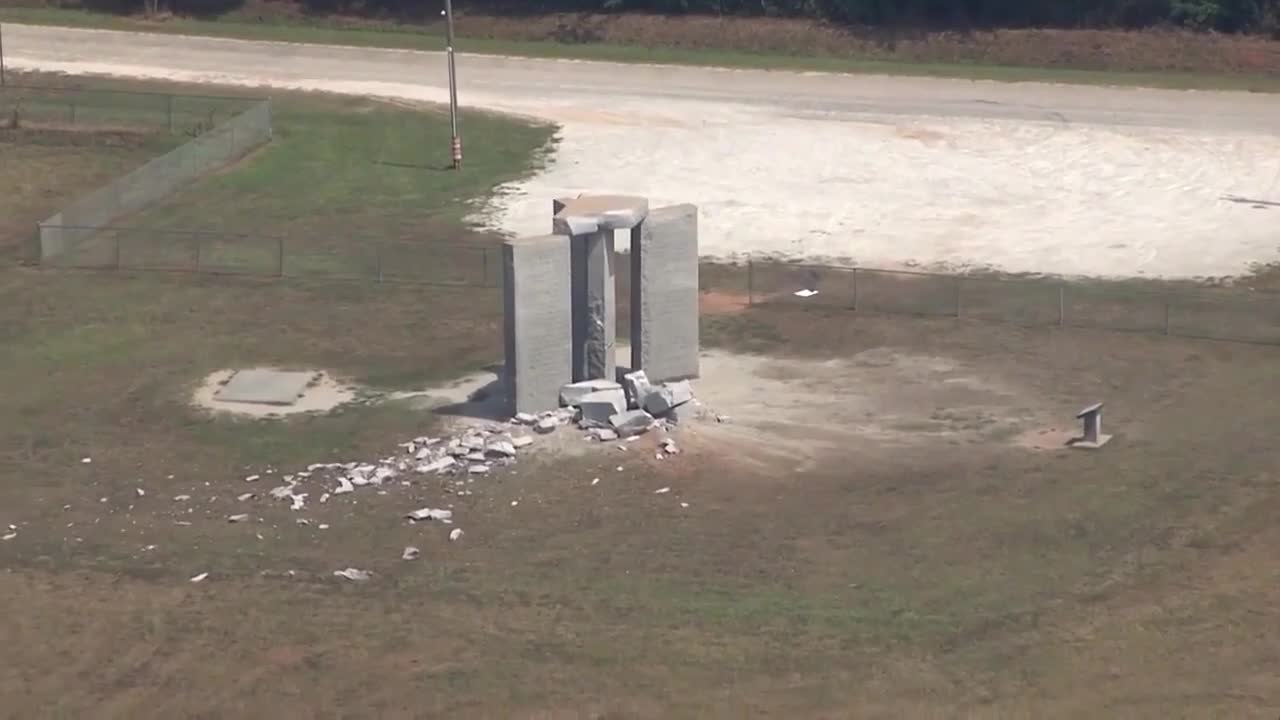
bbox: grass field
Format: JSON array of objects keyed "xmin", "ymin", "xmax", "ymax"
[
  {"xmin": 4, "ymin": 5, "xmax": 1280, "ymax": 92},
  {"xmin": 5, "ymin": 74, "xmax": 1280, "ymax": 717}
]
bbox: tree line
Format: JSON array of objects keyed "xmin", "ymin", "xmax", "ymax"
[{"xmin": 96, "ymin": 0, "xmax": 1280, "ymax": 34}]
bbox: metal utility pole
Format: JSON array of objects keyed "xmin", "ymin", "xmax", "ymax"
[{"xmin": 444, "ymin": 0, "xmax": 461, "ymax": 170}]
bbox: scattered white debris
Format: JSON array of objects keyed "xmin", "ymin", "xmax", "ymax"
[
  {"xmin": 406, "ymin": 508, "xmax": 453, "ymax": 522},
  {"xmin": 296, "ymin": 518, "xmax": 311, "ymax": 526},
  {"xmin": 289, "ymin": 494, "xmax": 307, "ymax": 511},
  {"xmin": 416, "ymin": 456, "xmax": 457, "ymax": 474},
  {"xmin": 654, "ymin": 487, "xmax": 671, "ymax": 494},
  {"xmin": 469, "ymin": 464, "xmax": 491, "ymax": 474},
  {"xmin": 1, "ymin": 533, "xmax": 15, "ymax": 541},
  {"xmin": 135, "ymin": 488, "xmax": 146, "ymax": 497},
  {"xmin": 617, "ymin": 466, "xmax": 624, "ymax": 472},
  {"xmin": 794, "ymin": 288, "xmax": 820, "ymax": 298},
  {"xmin": 319, "ymin": 493, "xmax": 331, "ymax": 504},
  {"xmin": 449, "ymin": 528, "xmax": 464, "ymax": 542},
  {"xmin": 402, "ymin": 546, "xmax": 420, "ymax": 561},
  {"xmin": 244, "ymin": 474, "xmax": 260, "ymax": 483},
  {"xmin": 228, "ymin": 514, "xmax": 250, "ymax": 523},
  {"xmin": 175, "ymin": 520, "xmax": 192, "ymax": 526},
  {"xmin": 237, "ymin": 492, "xmax": 256, "ymax": 502},
  {"xmin": 591, "ymin": 478, "xmax": 600, "ymax": 486},
  {"xmin": 173, "ymin": 494, "xmax": 191, "ymax": 502},
  {"xmin": 81, "ymin": 457, "xmax": 92, "ymax": 464},
  {"xmin": 8, "ymin": 524, "xmax": 17, "ymax": 531},
  {"xmin": 680, "ymin": 502, "xmax": 690, "ymax": 508},
  {"xmin": 510, "ymin": 500, "xmax": 519, "ymax": 507},
  {"xmin": 334, "ymin": 477, "xmax": 355, "ymax": 495},
  {"xmin": 333, "ymin": 568, "xmax": 371, "ymax": 582},
  {"xmin": 189, "ymin": 572, "xmax": 209, "ymax": 583},
  {"xmin": 318, "ymin": 523, "xmax": 330, "ymax": 530}
]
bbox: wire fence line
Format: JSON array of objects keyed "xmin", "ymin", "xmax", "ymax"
[
  {"xmin": 38, "ymin": 224, "xmax": 501, "ymax": 289},
  {"xmin": 737, "ymin": 259, "xmax": 1280, "ymax": 346},
  {"xmin": 3, "ymin": 84, "xmax": 273, "ymax": 263},
  {"xmin": 1, "ymin": 83, "xmax": 256, "ymax": 134}
]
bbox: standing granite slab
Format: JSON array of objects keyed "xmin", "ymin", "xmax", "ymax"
[
  {"xmin": 631, "ymin": 203, "xmax": 700, "ymax": 382},
  {"xmin": 503, "ymin": 234, "xmax": 573, "ymax": 415}
]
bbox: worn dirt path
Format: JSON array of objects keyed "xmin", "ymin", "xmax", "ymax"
[{"xmin": 9, "ymin": 24, "xmax": 1280, "ymax": 278}]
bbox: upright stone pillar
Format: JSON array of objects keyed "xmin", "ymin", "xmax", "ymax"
[
  {"xmin": 503, "ymin": 234, "xmax": 573, "ymax": 415},
  {"xmin": 573, "ymin": 230, "xmax": 616, "ymax": 381},
  {"xmin": 552, "ymin": 194, "xmax": 649, "ymax": 382},
  {"xmin": 631, "ymin": 203, "xmax": 700, "ymax": 382}
]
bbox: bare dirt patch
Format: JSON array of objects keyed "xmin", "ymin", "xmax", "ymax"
[
  {"xmin": 192, "ymin": 368, "xmax": 357, "ymax": 418},
  {"xmin": 694, "ymin": 346, "xmax": 1046, "ymax": 469}
]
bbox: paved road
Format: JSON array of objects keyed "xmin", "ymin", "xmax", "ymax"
[
  {"xmin": 8, "ymin": 24, "xmax": 1280, "ymax": 277},
  {"xmin": 7, "ymin": 23, "xmax": 1275, "ymax": 131}
]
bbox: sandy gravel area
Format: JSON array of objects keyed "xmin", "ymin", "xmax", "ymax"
[{"xmin": 8, "ymin": 24, "xmax": 1280, "ymax": 278}]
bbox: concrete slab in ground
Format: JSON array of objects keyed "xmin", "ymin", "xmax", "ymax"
[{"xmin": 213, "ymin": 369, "xmax": 319, "ymax": 406}]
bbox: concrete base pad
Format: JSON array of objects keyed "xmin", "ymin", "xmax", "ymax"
[
  {"xmin": 214, "ymin": 369, "xmax": 319, "ymax": 406},
  {"xmin": 1067, "ymin": 434, "xmax": 1113, "ymax": 450}
]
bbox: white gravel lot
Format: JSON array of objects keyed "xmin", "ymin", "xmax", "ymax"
[{"xmin": 8, "ymin": 24, "xmax": 1280, "ymax": 278}]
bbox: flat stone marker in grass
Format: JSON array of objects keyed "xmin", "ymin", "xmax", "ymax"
[{"xmin": 213, "ymin": 369, "xmax": 319, "ymax": 406}]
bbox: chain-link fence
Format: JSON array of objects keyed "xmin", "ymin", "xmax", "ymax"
[
  {"xmin": 39, "ymin": 224, "xmax": 500, "ymax": 288},
  {"xmin": 9, "ymin": 85, "xmax": 273, "ymax": 262},
  {"xmin": 1, "ymin": 84, "xmax": 255, "ymax": 135},
  {"xmin": 741, "ymin": 259, "xmax": 1280, "ymax": 346}
]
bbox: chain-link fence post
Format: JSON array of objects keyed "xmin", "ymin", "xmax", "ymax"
[
  {"xmin": 747, "ymin": 257, "xmax": 754, "ymax": 306},
  {"xmin": 481, "ymin": 246, "xmax": 489, "ymax": 287},
  {"xmin": 851, "ymin": 267, "xmax": 858, "ymax": 311},
  {"xmin": 954, "ymin": 275, "xmax": 963, "ymax": 318},
  {"xmin": 1164, "ymin": 296, "xmax": 1172, "ymax": 335},
  {"xmin": 1058, "ymin": 284, "xmax": 1066, "ymax": 328}
]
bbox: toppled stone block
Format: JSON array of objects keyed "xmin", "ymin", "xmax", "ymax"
[
  {"xmin": 610, "ymin": 409, "xmax": 655, "ymax": 437},
  {"xmin": 666, "ymin": 400, "xmax": 700, "ymax": 425},
  {"xmin": 642, "ymin": 380, "xmax": 695, "ymax": 416},
  {"xmin": 622, "ymin": 370, "xmax": 653, "ymax": 410},
  {"xmin": 579, "ymin": 389, "xmax": 628, "ymax": 427},
  {"xmin": 513, "ymin": 412, "xmax": 537, "ymax": 425},
  {"xmin": 560, "ymin": 379, "xmax": 623, "ymax": 407},
  {"xmin": 534, "ymin": 416, "xmax": 559, "ymax": 434},
  {"xmin": 588, "ymin": 427, "xmax": 619, "ymax": 442},
  {"xmin": 511, "ymin": 435, "xmax": 534, "ymax": 449},
  {"xmin": 486, "ymin": 437, "xmax": 517, "ymax": 458}
]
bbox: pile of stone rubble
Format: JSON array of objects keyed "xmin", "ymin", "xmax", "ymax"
[
  {"xmin": 243, "ymin": 370, "xmax": 700, "ymax": 516},
  {"xmin": 544, "ymin": 370, "xmax": 697, "ymax": 440}
]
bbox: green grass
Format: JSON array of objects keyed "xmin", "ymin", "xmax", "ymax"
[
  {"xmin": 20, "ymin": 76, "xmax": 556, "ymax": 281},
  {"xmin": 4, "ymin": 6, "xmax": 1280, "ymax": 92},
  {"xmin": 6, "ymin": 73, "xmax": 1280, "ymax": 717}
]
